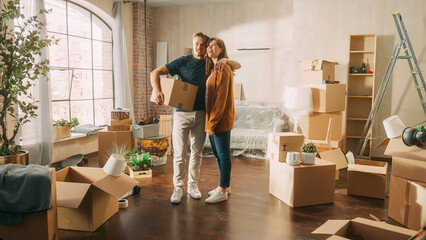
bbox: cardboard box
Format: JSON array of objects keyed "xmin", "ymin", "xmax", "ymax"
[
  {"xmin": 132, "ymin": 123, "xmax": 160, "ymax": 139},
  {"xmin": 302, "ymin": 112, "xmax": 343, "ymax": 140},
  {"xmin": 107, "ymin": 125, "xmax": 132, "ymax": 131},
  {"xmin": 54, "ymin": 125, "xmax": 71, "ymax": 140},
  {"xmin": 150, "ymin": 78, "xmax": 198, "ymax": 111},
  {"xmin": 388, "ymin": 175, "xmax": 426, "ymax": 230},
  {"xmin": 110, "ymin": 118, "xmax": 132, "ymax": 126},
  {"xmin": 306, "ymin": 139, "xmax": 342, "ymax": 150},
  {"xmin": 318, "ymin": 148, "xmax": 348, "ymax": 180},
  {"xmin": 312, "ymin": 217, "xmax": 417, "ymax": 240},
  {"xmin": 0, "ymin": 169, "xmax": 58, "ymax": 240},
  {"xmin": 303, "ymin": 84, "xmax": 346, "ymax": 112},
  {"xmin": 56, "ymin": 167, "xmax": 138, "ymax": 232},
  {"xmin": 347, "ymin": 159, "xmax": 387, "ymax": 199},
  {"xmin": 301, "ymin": 60, "xmax": 339, "ymax": 84},
  {"xmin": 384, "ymin": 137, "xmax": 426, "ymax": 162},
  {"xmin": 391, "ymin": 157, "xmax": 426, "ymax": 183},
  {"xmin": 269, "ymin": 159, "xmax": 336, "ymax": 207},
  {"xmin": 98, "ymin": 130, "xmax": 134, "ymax": 166},
  {"xmin": 267, "ymin": 132, "xmax": 305, "ymax": 163},
  {"xmin": 234, "ymin": 83, "xmax": 242, "ymax": 100}
]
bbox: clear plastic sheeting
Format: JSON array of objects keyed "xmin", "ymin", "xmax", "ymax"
[
  {"xmin": 203, "ymin": 102, "xmax": 290, "ymax": 159},
  {"xmin": 281, "ymin": 87, "xmax": 313, "ymax": 133}
]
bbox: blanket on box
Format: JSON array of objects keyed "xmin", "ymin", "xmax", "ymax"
[{"xmin": 0, "ymin": 164, "xmax": 51, "ymax": 225}]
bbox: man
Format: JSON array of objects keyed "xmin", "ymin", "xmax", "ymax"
[{"xmin": 150, "ymin": 32, "xmax": 240, "ymax": 204}]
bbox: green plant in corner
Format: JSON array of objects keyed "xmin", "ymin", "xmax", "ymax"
[
  {"xmin": 0, "ymin": 0, "xmax": 56, "ymax": 156},
  {"xmin": 301, "ymin": 142, "xmax": 317, "ymax": 153}
]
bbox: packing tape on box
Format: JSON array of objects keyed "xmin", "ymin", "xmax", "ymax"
[
  {"xmin": 118, "ymin": 199, "xmax": 128, "ymax": 208},
  {"xmin": 103, "ymin": 154, "xmax": 127, "ymax": 176}
]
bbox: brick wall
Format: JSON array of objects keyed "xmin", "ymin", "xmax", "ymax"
[{"xmin": 133, "ymin": 3, "xmax": 172, "ymax": 122}]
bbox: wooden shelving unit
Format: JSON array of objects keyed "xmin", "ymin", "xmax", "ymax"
[{"xmin": 344, "ymin": 34, "xmax": 377, "ymax": 159}]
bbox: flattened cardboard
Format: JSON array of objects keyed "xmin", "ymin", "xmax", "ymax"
[
  {"xmin": 391, "ymin": 157, "xmax": 426, "ymax": 183},
  {"xmin": 304, "ymin": 84, "xmax": 346, "ymax": 113},
  {"xmin": 312, "ymin": 217, "xmax": 417, "ymax": 240},
  {"xmin": 150, "ymin": 78, "xmax": 198, "ymax": 111},
  {"xmin": 267, "ymin": 132, "xmax": 305, "ymax": 162},
  {"xmin": 388, "ymin": 175, "xmax": 426, "ymax": 230},
  {"xmin": 384, "ymin": 137, "xmax": 426, "ymax": 161},
  {"xmin": 303, "ymin": 112, "xmax": 343, "ymax": 140},
  {"xmin": 56, "ymin": 167, "xmax": 138, "ymax": 232},
  {"xmin": 269, "ymin": 159, "xmax": 335, "ymax": 207},
  {"xmin": 347, "ymin": 160, "xmax": 387, "ymax": 199}
]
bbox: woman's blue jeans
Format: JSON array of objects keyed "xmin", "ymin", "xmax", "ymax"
[{"xmin": 209, "ymin": 130, "xmax": 231, "ymax": 188}]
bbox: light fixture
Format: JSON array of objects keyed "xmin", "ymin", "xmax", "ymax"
[{"xmin": 402, "ymin": 127, "xmax": 426, "ymax": 147}]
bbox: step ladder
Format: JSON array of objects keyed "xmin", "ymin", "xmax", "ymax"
[{"xmin": 356, "ymin": 12, "xmax": 426, "ymax": 158}]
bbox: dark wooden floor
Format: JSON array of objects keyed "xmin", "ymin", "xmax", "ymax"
[{"xmin": 57, "ymin": 155, "xmax": 398, "ymax": 240}]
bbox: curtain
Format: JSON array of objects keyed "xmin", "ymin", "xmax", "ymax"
[
  {"xmin": 113, "ymin": 2, "xmax": 135, "ymax": 123},
  {"xmin": 20, "ymin": 0, "xmax": 53, "ymax": 165}
]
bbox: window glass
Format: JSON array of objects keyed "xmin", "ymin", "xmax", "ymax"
[
  {"xmin": 70, "ymin": 70, "xmax": 93, "ymax": 100},
  {"xmin": 92, "ymin": 15, "xmax": 112, "ymax": 42},
  {"xmin": 51, "ymin": 70, "xmax": 72, "ymax": 100},
  {"xmin": 95, "ymin": 99, "xmax": 113, "ymax": 126},
  {"xmin": 52, "ymin": 101, "xmax": 70, "ymax": 121},
  {"xmin": 94, "ymin": 70, "xmax": 113, "ymax": 98},
  {"xmin": 93, "ymin": 40, "xmax": 113, "ymax": 70},
  {"xmin": 71, "ymin": 100, "xmax": 94, "ymax": 125},
  {"xmin": 67, "ymin": 3, "xmax": 91, "ymax": 38},
  {"xmin": 49, "ymin": 33, "xmax": 68, "ymax": 67},
  {"xmin": 45, "ymin": 0, "xmax": 67, "ymax": 34},
  {"xmin": 69, "ymin": 36, "xmax": 92, "ymax": 69}
]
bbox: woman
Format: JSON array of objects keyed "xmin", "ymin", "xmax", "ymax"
[{"xmin": 204, "ymin": 37, "xmax": 235, "ymax": 204}]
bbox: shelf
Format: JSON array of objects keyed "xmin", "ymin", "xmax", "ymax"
[
  {"xmin": 350, "ymin": 51, "xmax": 375, "ymax": 54},
  {"xmin": 348, "ymin": 95, "xmax": 372, "ymax": 99},
  {"xmin": 347, "ymin": 117, "xmax": 368, "ymax": 121},
  {"xmin": 347, "ymin": 135, "xmax": 362, "ymax": 139},
  {"xmin": 349, "ymin": 74, "xmax": 374, "ymax": 76}
]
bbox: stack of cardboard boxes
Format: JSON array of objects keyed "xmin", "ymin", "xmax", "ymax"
[
  {"xmin": 385, "ymin": 137, "xmax": 426, "ymax": 230},
  {"xmin": 300, "ymin": 59, "xmax": 346, "ymax": 150},
  {"xmin": 98, "ymin": 113, "xmax": 135, "ymax": 166}
]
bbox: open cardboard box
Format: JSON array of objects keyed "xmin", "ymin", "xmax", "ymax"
[
  {"xmin": 318, "ymin": 148, "xmax": 348, "ymax": 180},
  {"xmin": 56, "ymin": 167, "xmax": 138, "ymax": 232},
  {"xmin": 312, "ymin": 217, "xmax": 417, "ymax": 239},
  {"xmin": 347, "ymin": 159, "xmax": 387, "ymax": 199},
  {"xmin": 382, "ymin": 137, "xmax": 426, "ymax": 161}
]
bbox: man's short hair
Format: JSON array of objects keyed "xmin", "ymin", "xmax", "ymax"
[{"xmin": 193, "ymin": 32, "xmax": 209, "ymax": 42}]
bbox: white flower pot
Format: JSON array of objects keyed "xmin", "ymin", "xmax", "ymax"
[{"xmin": 302, "ymin": 152, "xmax": 316, "ymax": 165}]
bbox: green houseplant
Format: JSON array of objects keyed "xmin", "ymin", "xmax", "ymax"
[
  {"xmin": 126, "ymin": 148, "xmax": 151, "ymax": 171},
  {"xmin": 0, "ymin": 0, "xmax": 56, "ymax": 162},
  {"xmin": 301, "ymin": 142, "xmax": 317, "ymax": 165},
  {"xmin": 53, "ymin": 117, "xmax": 79, "ymax": 140}
]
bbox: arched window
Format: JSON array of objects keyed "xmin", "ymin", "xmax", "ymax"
[{"xmin": 46, "ymin": 0, "xmax": 114, "ymax": 126}]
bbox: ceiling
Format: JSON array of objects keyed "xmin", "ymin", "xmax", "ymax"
[{"xmin": 139, "ymin": 0, "xmax": 256, "ymax": 8}]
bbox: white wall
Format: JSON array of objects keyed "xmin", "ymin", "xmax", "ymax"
[{"xmin": 152, "ymin": 0, "xmax": 293, "ymax": 102}]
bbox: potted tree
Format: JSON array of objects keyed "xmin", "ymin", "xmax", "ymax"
[
  {"xmin": 301, "ymin": 142, "xmax": 317, "ymax": 165},
  {"xmin": 0, "ymin": 0, "xmax": 56, "ymax": 164}
]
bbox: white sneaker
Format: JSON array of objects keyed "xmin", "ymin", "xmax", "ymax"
[
  {"xmin": 205, "ymin": 190, "xmax": 228, "ymax": 204},
  {"xmin": 187, "ymin": 183, "xmax": 202, "ymax": 199},
  {"xmin": 170, "ymin": 187, "xmax": 184, "ymax": 203},
  {"xmin": 208, "ymin": 186, "xmax": 231, "ymax": 196}
]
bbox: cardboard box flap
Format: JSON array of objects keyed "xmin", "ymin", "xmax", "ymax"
[
  {"xmin": 301, "ymin": 60, "xmax": 339, "ymax": 71},
  {"xmin": 312, "ymin": 220, "xmax": 350, "ymax": 235},
  {"xmin": 56, "ymin": 181, "xmax": 90, "ymax": 208},
  {"xmin": 92, "ymin": 174, "xmax": 139, "ymax": 199},
  {"xmin": 319, "ymin": 149, "xmax": 348, "ymax": 170},
  {"xmin": 375, "ymin": 138, "xmax": 390, "ymax": 148},
  {"xmin": 348, "ymin": 164, "xmax": 387, "ymax": 175},
  {"xmin": 351, "ymin": 217, "xmax": 418, "ymax": 237},
  {"xmin": 384, "ymin": 137, "xmax": 426, "ymax": 161}
]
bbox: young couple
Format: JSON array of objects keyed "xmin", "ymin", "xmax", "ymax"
[{"xmin": 150, "ymin": 32, "xmax": 239, "ymax": 204}]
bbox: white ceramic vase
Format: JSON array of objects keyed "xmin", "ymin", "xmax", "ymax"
[{"xmin": 302, "ymin": 152, "xmax": 316, "ymax": 165}]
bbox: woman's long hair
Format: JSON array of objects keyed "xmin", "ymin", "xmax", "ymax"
[{"xmin": 205, "ymin": 37, "xmax": 229, "ymax": 76}]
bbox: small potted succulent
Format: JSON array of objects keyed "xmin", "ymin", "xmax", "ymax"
[
  {"xmin": 301, "ymin": 142, "xmax": 317, "ymax": 165},
  {"xmin": 53, "ymin": 117, "xmax": 79, "ymax": 140}
]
